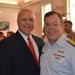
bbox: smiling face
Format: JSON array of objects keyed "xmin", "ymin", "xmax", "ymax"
[
  {"xmin": 17, "ymin": 9, "xmax": 35, "ymax": 36},
  {"xmin": 44, "ymin": 14, "xmax": 64, "ymax": 45}
]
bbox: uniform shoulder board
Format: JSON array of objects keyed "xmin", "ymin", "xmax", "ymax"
[{"xmin": 67, "ymin": 38, "xmax": 75, "ymax": 47}]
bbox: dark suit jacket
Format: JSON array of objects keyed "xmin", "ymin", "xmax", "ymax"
[{"xmin": 0, "ymin": 31, "xmax": 44, "ymax": 75}]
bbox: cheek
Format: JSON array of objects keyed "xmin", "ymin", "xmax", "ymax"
[
  {"xmin": 17, "ymin": 21, "xmax": 23, "ymax": 27},
  {"xmin": 44, "ymin": 28, "xmax": 48, "ymax": 34},
  {"xmin": 31, "ymin": 26, "xmax": 34, "ymax": 31},
  {"xmin": 31, "ymin": 24, "xmax": 34, "ymax": 28},
  {"xmin": 58, "ymin": 28, "xmax": 64, "ymax": 34}
]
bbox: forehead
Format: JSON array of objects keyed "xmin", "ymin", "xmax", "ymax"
[
  {"xmin": 44, "ymin": 14, "xmax": 60, "ymax": 22},
  {"xmin": 64, "ymin": 22, "xmax": 70, "ymax": 25},
  {"xmin": 18, "ymin": 10, "xmax": 35, "ymax": 19},
  {"xmin": 64, "ymin": 23, "xmax": 72, "ymax": 28}
]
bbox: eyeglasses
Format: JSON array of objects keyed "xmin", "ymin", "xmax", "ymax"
[{"xmin": 44, "ymin": 22, "xmax": 61, "ymax": 27}]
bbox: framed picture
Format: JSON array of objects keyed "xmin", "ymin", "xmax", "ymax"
[{"xmin": 0, "ymin": 21, "xmax": 9, "ymax": 30}]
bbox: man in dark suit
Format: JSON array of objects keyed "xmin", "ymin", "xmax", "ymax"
[{"xmin": 0, "ymin": 9, "xmax": 44, "ymax": 75}]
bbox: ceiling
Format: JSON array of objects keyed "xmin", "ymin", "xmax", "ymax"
[{"xmin": 0, "ymin": 0, "xmax": 41, "ymax": 8}]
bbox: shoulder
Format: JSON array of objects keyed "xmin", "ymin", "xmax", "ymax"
[
  {"xmin": 70, "ymin": 31, "xmax": 75, "ymax": 35},
  {"xmin": 32, "ymin": 35, "xmax": 44, "ymax": 44},
  {"xmin": 0, "ymin": 31, "xmax": 19, "ymax": 44},
  {"xmin": 32, "ymin": 35, "xmax": 41, "ymax": 38},
  {"xmin": 32, "ymin": 35, "xmax": 43, "ymax": 40},
  {"xmin": 67, "ymin": 38, "xmax": 75, "ymax": 47}
]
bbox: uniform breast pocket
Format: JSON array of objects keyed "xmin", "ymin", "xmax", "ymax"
[{"xmin": 51, "ymin": 53, "xmax": 66, "ymax": 64}]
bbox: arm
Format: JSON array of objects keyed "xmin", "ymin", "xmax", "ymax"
[{"xmin": 0, "ymin": 40, "xmax": 13, "ymax": 75}]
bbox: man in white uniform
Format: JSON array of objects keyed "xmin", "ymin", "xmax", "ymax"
[{"xmin": 40, "ymin": 11, "xmax": 75, "ymax": 75}]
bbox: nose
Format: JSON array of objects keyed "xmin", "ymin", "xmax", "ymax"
[
  {"xmin": 26, "ymin": 20, "xmax": 30, "ymax": 24},
  {"xmin": 48, "ymin": 24, "xmax": 54, "ymax": 28}
]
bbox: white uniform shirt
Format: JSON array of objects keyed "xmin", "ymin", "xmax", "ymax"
[{"xmin": 40, "ymin": 34, "xmax": 75, "ymax": 75}]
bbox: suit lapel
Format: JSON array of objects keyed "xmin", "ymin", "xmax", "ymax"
[{"xmin": 15, "ymin": 31, "xmax": 38, "ymax": 66}]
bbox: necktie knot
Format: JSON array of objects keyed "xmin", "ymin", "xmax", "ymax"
[
  {"xmin": 27, "ymin": 37, "xmax": 30, "ymax": 42},
  {"xmin": 27, "ymin": 37, "xmax": 33, "ymax": 47}
]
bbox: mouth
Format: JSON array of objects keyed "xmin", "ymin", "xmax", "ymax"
[
  {"xmin": 23, "ymin": 25, "xmax": 31, "ymax": 29},
  {"xmin": 48, "ymin": 30, "xmax": 55, "ymax": 34}
]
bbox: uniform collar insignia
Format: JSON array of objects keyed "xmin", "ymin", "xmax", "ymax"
[{"xmin": 67, "ymin": 38, "xmax": 75, "ymax": 47}]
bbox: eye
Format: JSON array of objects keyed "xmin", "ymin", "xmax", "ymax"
[
  {"xmin": 29, "ymin": 18, "xmax": 34, "ymax": 21},
  {"xmin": 65, "ymin": 25, "xmax": 68, "ymax": 27},
  {"xmin": 53, "ymin": 22, "xmax": 61, "ymax": 26},
  {"xmin": 44, "ymin": 23, "xmax": 50, "ymax": 26},
  {"xmin": 53, "ymin": 23, "xmax": 58, "ymax": 26},
  {"xmin": 21, "ymin": 18, "xmax": 27, "ymax": 21}
]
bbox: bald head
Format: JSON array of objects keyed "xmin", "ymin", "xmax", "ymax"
[
  {"xmin": 17, "ymin": 9, "xmax": 35, "ymax": 36},
  {"xmin": 17, "ymin": 9, "xmax": 35, "ymax": 20}
]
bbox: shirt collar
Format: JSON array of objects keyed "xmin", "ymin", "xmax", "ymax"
[
  {"xmin": 45, "ymin": 34, "xmax": 67, "ymax": 47},
  {"xmin": 56, "ymin": 34, "xmax": 67, "ymax": 47},
  {"xmin": 18, "ymin": 30, "xmax": 32, "ymax": 42}
]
